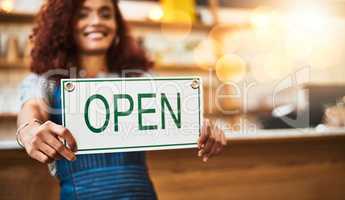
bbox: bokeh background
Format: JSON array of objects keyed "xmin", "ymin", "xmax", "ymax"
[{"xmin": 1, "ymin": 1, "xmax": 345, "ymax": 199}]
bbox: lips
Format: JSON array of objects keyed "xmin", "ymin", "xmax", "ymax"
[{"xmin": 83, "ymin": 28, "xmax": 109, "ymax": 40}]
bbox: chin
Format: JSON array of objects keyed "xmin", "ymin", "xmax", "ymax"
[{"xmin": 81, "ymin": 47, "xmax": 110, "ymax": 54}]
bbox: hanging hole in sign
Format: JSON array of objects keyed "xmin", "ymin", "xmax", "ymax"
[
  {"xmin": 191, "ymin": 79, "xmax": 200, "ymax": 89},
  {"xmin": 65, "ymin": 82, "xmax": 75, "ymax": 92}
]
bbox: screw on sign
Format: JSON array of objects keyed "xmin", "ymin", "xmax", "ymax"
[
  {"xmin": 65, "ymin": 82, "xmax": 75, "ymax": 92},
  {"xmin": 191, "ymin": 79, "xmax": 200, "ymax": 89}
]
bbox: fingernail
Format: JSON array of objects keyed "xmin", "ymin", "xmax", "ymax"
[
  {"xmin": 203, "ymin": 156, "xmax": 208, "ymax": 162},
  {"xmin": 198, "ymin": 150, "xmax": 202, "ymax": 157}
]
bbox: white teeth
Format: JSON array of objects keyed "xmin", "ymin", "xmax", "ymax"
[{"xmin": 86, "ymin": 32, "xmax": 104, "ymax": 40}]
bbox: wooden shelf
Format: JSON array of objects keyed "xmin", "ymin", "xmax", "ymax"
[
  {"xmin": 0, "ymin": 59, "xmax": 29, "ymax": 70},
  {"xmin": 0, "ymin": 12, "xmax": 34, "ymax": 24},
  {"xmin": 0, "ymin": 59, "xmax": 212, "ymax": 73},
  {"xmin": 0, "ymin": 12, "xmax": 251, "ymax": 32},
  {"xmin": 129, "ymin": 19, "xmax": 213, "ymax": 32},
  {"xmin": 0, "ymin": 12, "xmax": 212, "ymax": 30},
  {"xmin": 0, "ymin": 112, "xmax": 17, "ymax": 119},
  {"xmin": 155, "ymin": 63, "xmax": 213, "ymax": 71}
]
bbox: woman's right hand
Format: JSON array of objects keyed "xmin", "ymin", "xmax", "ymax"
[{"xmin": 19, "ymin": 120, "xmax": 77, "ymax": 164}]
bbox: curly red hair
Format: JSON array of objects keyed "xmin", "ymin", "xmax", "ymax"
[{"xmin": 30, "ymin": 0, "xmax": 152, "ymax": 77}]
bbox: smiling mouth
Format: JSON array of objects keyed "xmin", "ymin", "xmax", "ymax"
[{"xmin": 83, "ymin": 30, "xmax": 109, "ymax": 40}]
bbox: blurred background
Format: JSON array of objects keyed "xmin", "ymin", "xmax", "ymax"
[
  {"xmin": 1, "ymin": 0, "xmax": 345, "ymax": 128},
  {"xmin": 1, "ymin": 0, "xmax": 345, "ymax": 200}
]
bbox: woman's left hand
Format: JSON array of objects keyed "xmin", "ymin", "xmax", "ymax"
[{"xmin": 197, "ymin": 118, "xmax": 227, "ymax": 162}]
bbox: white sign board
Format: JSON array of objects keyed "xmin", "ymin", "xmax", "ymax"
[{"xmin": 61, "ymin": 77, "xmax": 203, "ymax": 154}]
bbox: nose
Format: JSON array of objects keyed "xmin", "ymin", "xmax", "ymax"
[{"xmin": 90, "ymin": 12, "xmax": 101, "ymax": 25}]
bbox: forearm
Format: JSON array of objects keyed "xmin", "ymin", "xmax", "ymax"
[{"xmin": 17, "ymin": 99, "xmax": 49, "ymax": 127}]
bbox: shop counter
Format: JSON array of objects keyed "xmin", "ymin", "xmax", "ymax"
[{"xmin": 0, "ymin": 127, "xmax": 345, "ymax": 200}]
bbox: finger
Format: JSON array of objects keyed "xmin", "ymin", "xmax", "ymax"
[
  {"xmin": 39, "ymin": 143, "xmax": 59, "ymax": 160},
  {"xmin": 198, "ymin": 119, "xmax": 210, "ymax": 148},
  {"xmin": 31, "ymin": 150, "xmax": 51, "ymax": 164},
  {"xmin": 41, "ymin": 131, "xmax": 76, "ymax": 161},
  {"xmin": 47, "ymin": 123, "xmax": 77, "ymax": 152},
  {"xmin": 212, "ymin": 122, "xmax": 227, "ymax": 146},
  {"xmin": 198, "ymin": 149, "xmax": 203, "ymax": 157},
  {"xmin": 204, "ymin": 132, "xmax": 223, "ymax": 161},
  {"xmin": 215, "ymin": 129, "xmax": 224, "ymax": 153},
  {"xmin": 198, "ymin": 123, "xmax": 205, "ymax": 149},
  {"xmin": 216, "ymin": 128, "xmax": 227, "ymax": 152},
  {"xmin": 220, "ymin": 130, "xmax": 227, "ymax": 146},
  {"xmin": 202, "ymin": 135, "xmax": 215, "ymax": 156},
  {"xmin": 207, "ymin": 141, "xmax": 223, "ymax": 158}
]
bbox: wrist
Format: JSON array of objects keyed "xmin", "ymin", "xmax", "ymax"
[{"xmin": 16, "ymin": 119, "xmax": 43, "ymax": 148}]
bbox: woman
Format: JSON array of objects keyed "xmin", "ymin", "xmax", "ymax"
[{"xmin": 16, "ymin": 0, "xmax": 227, "ymax": 199}]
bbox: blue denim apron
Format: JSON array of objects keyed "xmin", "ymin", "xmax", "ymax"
[{"xmin": 50, "ymin": 84, "xmax": 157, "ymax": 200}]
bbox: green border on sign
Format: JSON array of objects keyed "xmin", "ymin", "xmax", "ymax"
[{"xmin": 61, "ymin": 77, "xmax": 202, "ymax": 152}]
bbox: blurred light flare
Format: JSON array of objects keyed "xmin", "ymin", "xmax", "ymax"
[
  {"xmin": 250, "ymin": 7, "xmax": 277, "ymax": 28},
  {"xmin": 247, "ymin": 2, "xmax": 339, "ymax": 81},
  {"xmin": 0, "ymin": 0, "xmax": 14, "ymax": 12},
  {"xmin": 193, "ymin": 38, "xmax": 217, "ymax": 70},
  {"xmin": 148, "ymin": 5, "xmax": 163, "ymax": 21},
  {"xmin": 284, "ymin": 5, "xmax": 331, "ymax": 34},
  {"xmin": 215, "ymin": 54, "xmax": 247, "ymax": 83}
]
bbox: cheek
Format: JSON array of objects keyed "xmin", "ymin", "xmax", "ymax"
[
  {"xmin": 107, "ymin": 21, "xmax": 117, "ymax": 40},
  {"xmin": 74, "ymin": 22, "xmax": 86, "ymax": 45}
]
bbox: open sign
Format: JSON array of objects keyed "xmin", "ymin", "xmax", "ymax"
[{"xmin": 61, "ymin": 77, "xmax": 203, "ymax": 154}]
